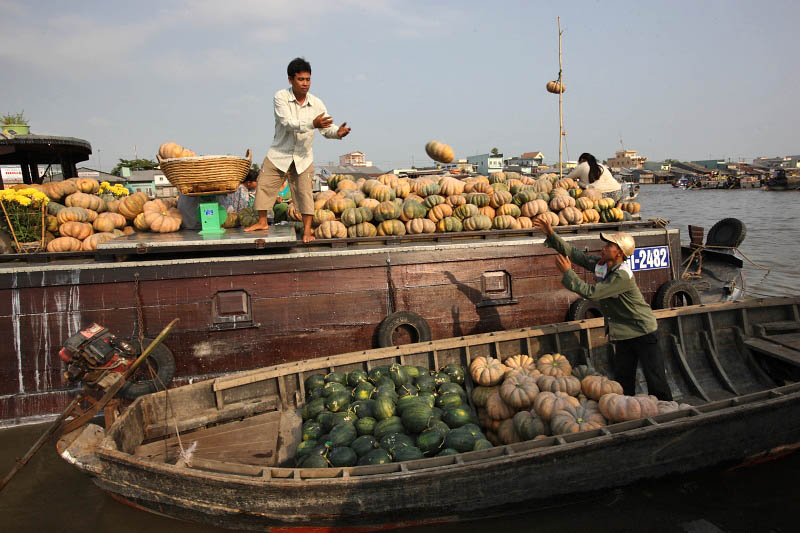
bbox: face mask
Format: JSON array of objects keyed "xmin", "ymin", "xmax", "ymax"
[{"xmin": 594, "ymin": 262, "xmax": 609, "ymax": 280}]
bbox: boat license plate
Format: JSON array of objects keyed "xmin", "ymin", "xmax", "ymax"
[{"xmin": 625, "ymin": 246, "xmax": 670, "ymax": 271}]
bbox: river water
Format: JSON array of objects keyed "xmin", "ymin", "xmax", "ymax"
[{"xmin": 1, "ymin": 184, "xmax": 798, "ymax": 532}]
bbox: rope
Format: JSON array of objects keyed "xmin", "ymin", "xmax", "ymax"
[
  {"xmin": 134, "ymin": 274, "xmax": 145, "ymax": 352},
  {"xmin": 147, "ymin": 360, "xmax": 189, "ymax": 465},
  {"xmin": 680, "ymin": 243, "xmax": 771, "ymax": 296}
]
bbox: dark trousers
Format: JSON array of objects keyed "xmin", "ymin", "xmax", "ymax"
[{"xmin": 613, "ymin": 332, "xmax": 673, "ymax": 401}]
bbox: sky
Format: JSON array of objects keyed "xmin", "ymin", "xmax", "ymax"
[{"xmin": 2, "ymin": 0, "xmax": 798, "ymax": 172}]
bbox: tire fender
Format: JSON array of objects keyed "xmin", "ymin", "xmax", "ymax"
[
  {"xmin": 653, "ymin": 280, "xmax": 701, "ymax": 309},
  {"xmin": 118, "ymin": 339, "xmax": 177, "ymax": 400},
  {"xmin": 567, "ymin": 298, "xmax": 603, "ymax": 321},
  {"xmin": 706, "ymin": 218, "xmax": 747, "ymax": 248},
  {"xmin": 376, "ymin": 311, "xmax": 432, "ymax": 348}
]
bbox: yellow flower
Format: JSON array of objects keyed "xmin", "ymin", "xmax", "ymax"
[{"xmin": 16, "ymin": 196, "xmax": 32, "ymax": 206}]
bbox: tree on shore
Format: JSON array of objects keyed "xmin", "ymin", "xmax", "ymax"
[
  {"xmin": 111, "ymin": 158, "xmax": 159, "ymax": 176},
  {"xmin": 491, "ymin": 147, "xmax": 499, "ymax": 155}
]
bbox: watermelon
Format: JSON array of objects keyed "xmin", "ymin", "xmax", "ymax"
[
  {"xmin": 325, "ymin": 371, "xmax": 347, "ymax": 385},
  {"xmin": 473, "ymin": 439, "xmax": 493, "ymax": 451},
  {"xmin": 388, "ymin": 363, "xmax": 409, "ymax": 387},
  {"xmin": 461, "ymin": 423, "xmax": 484, "ymax": 439},
  {"xmin": 396, "ymin": 395, "xmax": 428, "ymax": 415},
  {"xmin": 379, "ymin": 433, "xmax": 414, "ymax": 455},
  {"xmin": 305, "ymin": 374, "xmax": 326, "ymax": 391},
  {"xmin": 414, "ymin": 375, "xmax": 436, "ymax": 392},
  {"xmin": 295, "ymin": 439, "xmax": 318, "ymax": 461},
  {"xmin": 439, "ymin": 364, "xmax": 466, "ymax": 385},
  {"xmin": 329, "ymin": 422, "xmax": 357, "ymax": 448},
  {"xmin": 355, "ymin": 417, "xmax": 376, "ymax": 436},
  {"xmin": 351, "ymin": 435, "xmax": 377, "ymax": 457},
  {"xmin": 331, "ymin": 411, "xmax": 357, "ymax": 426},
  {"xmin": 433, "ymin": 372, "xmax": 452, "ymax": 387},
  {"xmin": 428, "ymin": 420, "xmax": 450, "ymax": 436},
  {"xmin": 368, "ymin": 365, "xmax": 390, "ymax": 384},
  {"xmin": 351, "ymin": 400, "xmax": 375, "ymax": 419},
  {"xmin": 373, "ymin": 396, "xmax": 396, "ymax": 421},
  {"xmin": 416, "ymin": 366, "xmax": 432, "ymax": 377},
  {"xmin": 351, "ymin": 381, "xmax": 375, "ymax": 401},
  {"xmin": 444, "ymin": 427, "xmax": 475, "ymax": 452},
  {"xmin": 273, "ymin": 201, "xmax": 289, "ymax": 222},
  {"xmin": 301, "ymin": 454, "xmax": 329, "ymax": 468},
  {"xmin": 402, "ymin": 404, "xmax": 433, "ymax": 433},
  {"xmin": 393, "ymin": 445, "xmax": 424, "ymax": 462},
  {"xmin": 417, "ymin": 392, "xmax": 436, "ymax": 409},
  {"xmin": 357, "ymin": 448, "xmax": 392, "ymax": 466},
  {"xmin": 307, "ymin": 386, "xmax": 326, "ymax": 401},
  {"xmin": 442, "ymin": 406, "xmax": 475, "ymax": 428},
  {"xmin": 375, "ymin": 376, "xmax": 395, "ymax": 389},
  {"xmin": 438, "ymin": 382, "xmax": 466, "ymax": 399},
  {"xmin": 322, "ymin": 382, "xmax": 347, "ymax": 398},
  {"xmin": 430, "ymin": 407, "xmax": 444, "ymax": 422},
  {"xmin": 328, "ymin": 446, "xmax": 357, "ymax": 467},
  {"xmin": 403, "ymin": 365, "xmax": 420, "ymax": 380},
  {"xmin": 436, "ymin": 448, "xmax": 459, "ymax": 457},
  {"xmin": 316, "ymin": 411, "xmax": 337, "ymax": 431},
  {"xmin": 373, "ymin": 416, "xmax": 404, "ymax": 441},
  {"xmin": 436, "ymin": 392, "xmax": 463, "ymax": 410},
  {"xmin": 375, "ymin": 384, "xmax": 398, "ymax": 402},
  {"xmin": 304, "ymin": 398, "xmax": 326, "ymax": 421},
  {"xmin": 302, "ymin": 421, "xmax": 324, "ymax": 441},
  {"xmin": 397, "ymin": 383, "xmax": 419, "ymax": 398},
  {"xmin": 325, "ymin": 391, "xmax": 351, "ymax": 412},
  {"xmin": 347, "ymin": 369, "xmax": 369, "ymax": 387},
  {"xmin": 416, "ymin": 428, "xmax": 445, "ymax": 456}
]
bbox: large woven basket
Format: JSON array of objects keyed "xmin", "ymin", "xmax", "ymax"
[{"xmin": 158, "ymin": 149, "xmax": 252, "ymax": 196}]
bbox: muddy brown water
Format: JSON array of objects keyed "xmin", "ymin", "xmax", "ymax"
[{"xmin": 1, "ymin": 185, "xmax": 798, "ymax": 532}]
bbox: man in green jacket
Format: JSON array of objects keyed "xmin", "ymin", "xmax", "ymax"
[{"xmin": 533, "ymin": 217, "xmax": 673, "ymax": 400}]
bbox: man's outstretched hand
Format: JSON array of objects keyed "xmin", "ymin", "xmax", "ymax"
[
  {"xmin": 313, "ymin": 113, "xmax": 334, "ymax": 129},
  {"xmin": 337, "ymin": 122, "xmax": 351, "ymax": 139},
  {"xmin": 532, "ymin": 217, "xmax": 554, "ymax": 236},
  {"xmin": 555, "ymin": 254, "xmax": 572, "ymax": 273}
]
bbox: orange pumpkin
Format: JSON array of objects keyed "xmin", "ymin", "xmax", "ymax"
[
  {"xmin": 56, "ymin": 207, "xmax": 90, "ymax": 224},
  {"xmin": 532, "ymin": 391, "xmax": 580, "ymax": 421},
  {"xmin": 82, "ymin": 232, "xmax": 116, "ymax": 251},
  {"xmin": 133, "ymin": 213, "xmax": 150, "ymax": 231},
  {"xmin": 504, "ymin": 354, "xmax": 535, "ymax": 371},
  {"xmin": 535, "ymin": 211, "xmax": 560, "ymax": 227},
  {"xmin": 535, "ymin": 375, "xmax": 582, "ymax": 396},
  {"xmin": 598, "ymin": 393, "xmax": 659, "ymax": 422},
  {"xmin": 46, "ymin": 236, "xmax": 82, "ymax": 253},
  {"xmin": 546, "ymin": 80, "xmax": 565, "ymax": 94},
  {"xmin": 93, "ymin": 212, "xmax": 127, "ymax": 233},
  {"xmin": 499, "ymin": 373, "xmax": 539, "ymax": 409},
  {"xmin": 550, "ymin": 404, "xmax": 607, "ymax": 435},
  {"xmin": 558, "ymin": 206, "xmax": 583, "ymax": 226},
  {"xmin": 312, "ymin": 209, "xmax": 336, "ymax": 227},
  {"xmin": 405, "ymin": 218, "xmax": 436, "ymax": 234},
  {"xmin": 582, "ymin": 208, "xmax": 601, "ymax": 224},
  {"xmin": 536, "ymin": 353, "xmax": 572, "ymax": 377},
  {"xmin": 59, "ymin": 221, "xmax": 94, "ymax": 240},
  {"xmin": 376, "ymin": 219, "xmax": 406, "ymax": 236},
  {"xmin": 424, "ymin": 140, "xmax": 455, "ymax": 164},
  {"xmin": 46, "ymin": 180, "xmax": 78, "ymax": 201},
  {"xmin": 122, "ymin": 226, "xmax": 136, "ymax": 235},
  {"xmin": 486, "ymin": 391, "xmax": 515, "ymax": 421},
  {"xmin": 118, "ymin": 192, "xmax": 149, "ymax": 219},
  {"xmin": 469, "ymin": 356, "xmax": 506, "ymax": 386},
  {"xmin": 314, "ymin": 220, "xmax": 347, "ymax": 239},
  {"xmin": 143, "ymin": 207, "xmax": 182, "ymax": 233},
  {"xmin": 74, "ymin": 178, "xmax": 100, "ymax": 194},
  {"xmin": 581, "ymin": 375, "xmax": 624, "ymax": 400},
  {"xmin": 497, "ymin": 418, "xmax": 521, "ymax": 445},
  {"xmin": 158, "ymin": 142, "xmax": 183, "ymax": 159}
]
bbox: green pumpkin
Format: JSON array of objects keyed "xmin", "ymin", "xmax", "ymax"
[
  {"xmin": 327, "ymin": 174, "xmax": 354, "ymax": 190},
  {"xmin": 465, "ymin": 192, "xmax": 490, "ymax": 207},
  {"xmin": 347, "ymin": 222, "xmax": 377, "ymax": 238},
  {"xmin": 376, "ymin": 219, "xmax": 406, "ymax": 236},
  {"xmin": 418, "ymin": 183, "xmax": 441, "ymax": 197},
  {"xmin": 422, "ymin": 195, "xmax": 445, "ymax": 209},
  {"xmin": 373, "ymin": 201, "xmax": 401, "ymax": 222},
  {"xmin": 463, "ymin": 214, "xmax": 492, "ymax": 231},
  {"xmin": 237, "ymin": 207, "xmax": 259, "ymax": 227},
  {"xmin": 369, "ymin": 185, "xmax": 396, "ymax": 202},
  {"xmin": 401, "ymin": 199, "xmax": 427, "ymax": 220},
  {"xmin": 453, "ymin": 203, "xmax": 478, "ymax": 220},
  {"xmin": 340, "ymin": 206, "xmax": 373, "ymax": 226},
  {"xmin": 273, "ymin": 202, "xmax": 289, "ymax": 222},
  {"xmin": 436, "ymin": 216, "xmax": 463, "ymax": 233},
  {"xmin": 512, "ymin": 190, "xmax": 538, "ymax": 206}
]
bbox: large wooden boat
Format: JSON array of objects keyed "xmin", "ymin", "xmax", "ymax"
[
  {"xmin": 2, "ymin": 220, "xmax": 695, "ymax": 425},
  {"xmin": 58, "ymin": 296, "xmax": 800, "ymax": 531}
]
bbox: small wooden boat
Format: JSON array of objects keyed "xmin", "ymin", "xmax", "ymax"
[{"xmin": 58, "ymin": 297, "xmax": 800, "ymax": 531}]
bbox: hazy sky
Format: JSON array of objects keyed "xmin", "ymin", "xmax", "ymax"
[{"xmin": 2, "ymin": 0, "xmax": 798, "ymax": 172}]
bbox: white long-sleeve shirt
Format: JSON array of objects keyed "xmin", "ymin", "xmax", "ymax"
[
  {"xmin": 564, "ymin": 161, "xmax": 621, "ymax": 193},
  {"xmin": 266, "ymin": 88, "xmax": 341, "ymax": 174}
]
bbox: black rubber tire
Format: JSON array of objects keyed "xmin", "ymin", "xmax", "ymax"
[
  {"xmin": 118, "ymin": 339, "xmax": 177, "ymax": 400},
  {"xmin": 653, "ymin": 280, "xmax": 702, "ymax": 310},
  {"xmin": 567, "ymin": 298, "xmax": 603, "ymax": 321},
  {"xmin": 706, "ymin": 218, "xmax": 747, "ymax": 248},
  {"xmin": 376, "ymin": 311, "xmax": 432, "ymax": 348}
]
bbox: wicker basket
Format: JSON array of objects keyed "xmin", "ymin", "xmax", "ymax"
[{"xmin": 158, "ymin": 149, "xmax": 252, "ymax": 196}]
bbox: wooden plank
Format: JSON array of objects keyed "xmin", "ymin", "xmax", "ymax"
[
  {"xmin": 764, "ymin": 332, "xmax": 800, "ymax": 351},
  {"xmin": 670, "ymin": 334, "xmax": 710, "ymax": 401},
  {"xmin": 144, "ymin": 397, "xmax": 279, "ymax": 440},
  {"xmin": 700, "ymin": 331, "xmax": 739, "ymax": 395},
  {"xmin": 744, "ymin": 337, "xmax": 800, "ymax": 367}
]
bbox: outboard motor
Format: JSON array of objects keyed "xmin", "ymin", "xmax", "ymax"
[{"xmin": 58, "ymin": 323, "xmax": 138, "ymax": 390}]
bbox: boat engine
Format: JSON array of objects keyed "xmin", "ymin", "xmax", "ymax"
[{"xmin": 58, "ymin": 323, "xmax": 138, "ymax": 390}]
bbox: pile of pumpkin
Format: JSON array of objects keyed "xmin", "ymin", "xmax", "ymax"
[
  {"xmin": 239, "ymin": 171, "xmax": 641, "ymax": 239},
  {"xmin": 469, "ymin": 354, "xmax": 689, "ymax": 445},
  {"xmin": 296, "ymin": 363, "xmax": 493, "ymax": 468},
  {"xmin": 26, "ymin": 178, "xmax": 183, "ymax": 253}
]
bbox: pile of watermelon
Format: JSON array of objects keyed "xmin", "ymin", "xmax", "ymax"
[{"xmin": 296, "ymin": 362, "xmax": 493, "ymax": 468}]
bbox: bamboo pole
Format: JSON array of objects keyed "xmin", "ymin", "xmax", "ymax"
[{"xmin": 558, "ymin": 16, "xmax": 564, "ymax": 178}]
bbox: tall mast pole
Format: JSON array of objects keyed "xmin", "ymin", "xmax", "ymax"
[{"xmin": 558, "ymin": 16, "xmax": 564, "ymax": 178}]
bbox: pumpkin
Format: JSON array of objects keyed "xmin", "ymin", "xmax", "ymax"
[
  {"xmin": 45, "ymin": 215, "xmax": 59, "ymax": 232},
  {"xmin": 598, "ymin": 393, "xmax": 659, "ymax": 422},
  {"xmin": 93, "ymin": 212, "xmax": 126, "ymax": 232},
  {"xmin": 118, "ymin": 192, "xmax": 148, "ymax": 219},
  {"xmin": 424, "ymin": 140, "xmax": 455, "ymax": 164},
  {"xmin": 497, "ymin": 418, "xmax": 521, "ymax": 445},
  {"xmin": 395, "ymin": 199, "xmax": 424, "ymax": 221},
  {"xmin": 445, "ymin": 194, "xmax": 466, "ymax": 208},
  {"xmin": 532, "ymin": 178, "xmax": 553, "ymax": 193},
  {"xmin": 571, "ymin": 365, "xmax": 601, "ymax": 381},
  {"xmin": 340, "ymin": 206, "xmax": 373, "ymax": 226},
  {"xmin": 582, "ymin": 208, "xmax": 601, "ymax": 224},
  {"xmin": 47, "ymin": 201, "xmax": 65, "ymax": 216},
  {"xmin": 56, "ymin": 207, "xmax": 90, "ymax": 224},
  {"xmin": 596, "ymin": 197, "xmax": 616, "ymax": 210},
  {"xmin": 422, "ymin": 195, "xmax": 445, "ymax": 210},
  {"xmin": 558, "ymin": 206, "xmax": 583, "ymax": 226},
  {"xmin": 405, "ymin": 218, "xmax": 436, "ymax": 234},
  {"xmin": 495, "ymin": 203, "xmax": 521, "ymax": 218},
  {"xmin": 85, "ymin": 209, "xmax": 99, "ymax": 223},
  {"xmin": 105, "ymin": 199, "xmax": 121, "ymax": 214},
  {"xmin": 369, "ymin": 185, "xmax": 396, "ymax": 202},
  {"xmin": 373, "ymin": 201, "xmax": 402, "ymax": 222},
  {"xmin": 465, "ymin": 192, "xmax": 490, "ymax": 207},
  {"xmin": 470, "ymin": 356, "xmax": 506, "ymax": 386},
  {"xmin": 358, "ymin": 198, "xmax": 380, "ymax": 210},
  {"xmin": 580, "ymin": 188, "xmax": 603, "ymax": 202},
  {"xmin": 486, "ymin": 391, "xmax": 515, "ymax": 421},
  {"xmin": 158, "ymin": 142, "xmax": 182, "ymax": 159},
  {"xmin": 488, "ymin": 172, "xmax": 506, "ymax": 184},
  {"xmin": 504, "ymin": 354, "xmax": 535, "ymax": 371},
  {"xmin": 312, "ymin": 209, "xmax": 336, "ymax": 227},
  {"xmin": 46, "ymin": 236, "xmax": 82, "ymax": 253},
  {"xmin": 336, "ymin": 179, "xmax": 358, "ymax": 193},
  {"xmin": 343, "ymin": 190, "xmax": 366, "ymax": 205},
  {"xmin": 235, "ymin": 207, "xmax": 257, "ymax": 227},
  {"xmin": 376, "ymin": 219, "xmax": 406, "ymax": 236},
  {"xmin": 327, "ymin": 174, "xmax": 354, "ymax": 190},
  {"xmin": 546, "ymin": 80, "xmax": 565, "ymax": 93},
  {"xmin": 143, "ymin": 206, "xmax": 182, "ymax": 233},
  {"xmin": 532, "ymin": 391, "xmax": 580, "ymax": 421},
  {"xmin": 535, "ymin": 211, "xmax": 560, "ymax": 227},
  {"xmin": 315, "ymin": 220, "xmax": 347, "ymax": 239},
  {"xmin": 222, "ymin": 210, "xmax": 239, "ymax": 228},
  {"xmin": 581, "ymin": 375, "xmax": 624, "ymax": 400},
  {"xmin": 492, "ymin": 182, "xmax": 509, "ymax": 193},
  {"xmin": 133, "ymin": 213, "xmax": 150, "ymax": 231},
  {"xmin": 656, "ymin": 401, "xmax": 693, "ymax": 415},
  {"xmin": 554, "ymin": 178, "xmax": 578, "ymax": 190},
  {"xmin": 536, "ymin": 353, "xmax": 572, "ymax": 377},
  {"xmin": 489, "ymin": 190, "xmax": 513, "ymax": 208},
  {"xmin": 326, "ymin": 197, "xmax": 357, "ymax": 216},
  {"xmin": 470, "ymin": 182, "xmax": 494, "ymax": 195},
  {"xmin": 617, "ymin": 201, "xmax": 641, "ymax": 214},
  {"xmin": 453, "ymin": 204, "xmax": 478, "ymax": 220},
  {"xmin": 575, "ymin": 197, "xmax": 594, "ymax": 210},
  {"xmin": 427, "ymin": 203, "xmax": 453, "ymax": 223},
  {"xmin": 72, "ymin": 177, "xmax": 100, "ymax": 194},
  {"xmin": 535, "ymin": 375, "xmax": 582, "ymax": 396},
  {"xmin": 438, "ymin": 177, "xmax": 465, "ymax": 196},
  {"xmin": 419, "ymin": 182, "xmax": 443, "ymax": 198},
  {"xmin": 46, "ymin": 180, "xmax": 78, "ymax": 201},
  {"xmin": 463, "ymin": 214, "xmax": 492, "ymax": 231},
  {"xmin": 347, "ymin": 221, "xmax": 377, "ymax": 238},
  {"xmin": 505, "ymin": 366, "xmax": 542, "ymax": 380},
  {"xmin": 549, "ymin": 195, "xmax": 576, "ymax": 211},
  {"xmin": 499, "ymin": 373, "xmax": 539, "ymax": 409},
  {"xmin": 393, "ymin": 181, "xmax": 411, "ymax": 199},
  {"xmin": 512, "ymin": 190, "xmax": 537, "ymax": 206},
  {"xmin": 517, "ymin": 216, "xmax": 533, "ymax": 228},
  {"xmin": 80, "ymin": 232, "xmax": 114, "ymax": 250},
  {"xmin": 513, "ymin": 410, "xmax": 550, "ymax": 440},
  {"xmin": 471, "ymin": 385, "xmax": 499, "ymax": 408},
  {"xmin": 492, "ymin": 215, "xmax": 519, "ymax": 230},
  {"xmin": 436, "ymin": 216, "xmax": 462, "ymax": 233},
  {"xmin": 520, "ymin": 199, "xmax": 548, "ymax": 218},
  {"xmin": 122, "ymin": 226, "xmax": 136, "ymax": 235},
  {"xmin": 550, "ymin": 404, "xmax": 607, "ymax": 435},
  {"xmin": 550, "ymin": 187, "xmax": 569, "ymax": 198}
]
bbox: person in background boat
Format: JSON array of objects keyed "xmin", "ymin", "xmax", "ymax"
[
  {"xmin": 245, "ymin": 57, "xmax": 351, "ymax": 242},
  {"xmin": 176, "ymin": 193, "xmax": 227, "ymax": 230},
  {"xmin": 219, "ymin": 169, "xmax": 258, "ymax": 211},
  {"xmin": 533, "ymin": 217, "xmax": 673, "ymax": 401},
  {"xmin": 564, "ymin": 152, "xmax": 621, "ymax": 196}
]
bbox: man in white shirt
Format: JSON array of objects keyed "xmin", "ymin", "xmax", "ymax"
[{"xmin": 245, "ymin": 57, "xmax": 351, "ymax": 242}]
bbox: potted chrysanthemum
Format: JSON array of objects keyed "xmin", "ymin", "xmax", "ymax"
[
  {"xmin": 2, "ymin": 111, "xmax": 30, "ymax": 135},
  {"xmin": 0, "ymin": 187, "xmax": 50, "ymax": 252}
]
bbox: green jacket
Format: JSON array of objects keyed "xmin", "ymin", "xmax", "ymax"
[{"xmin": 545, "ymin": 232, "xmax": 657, "ymax": 341}]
